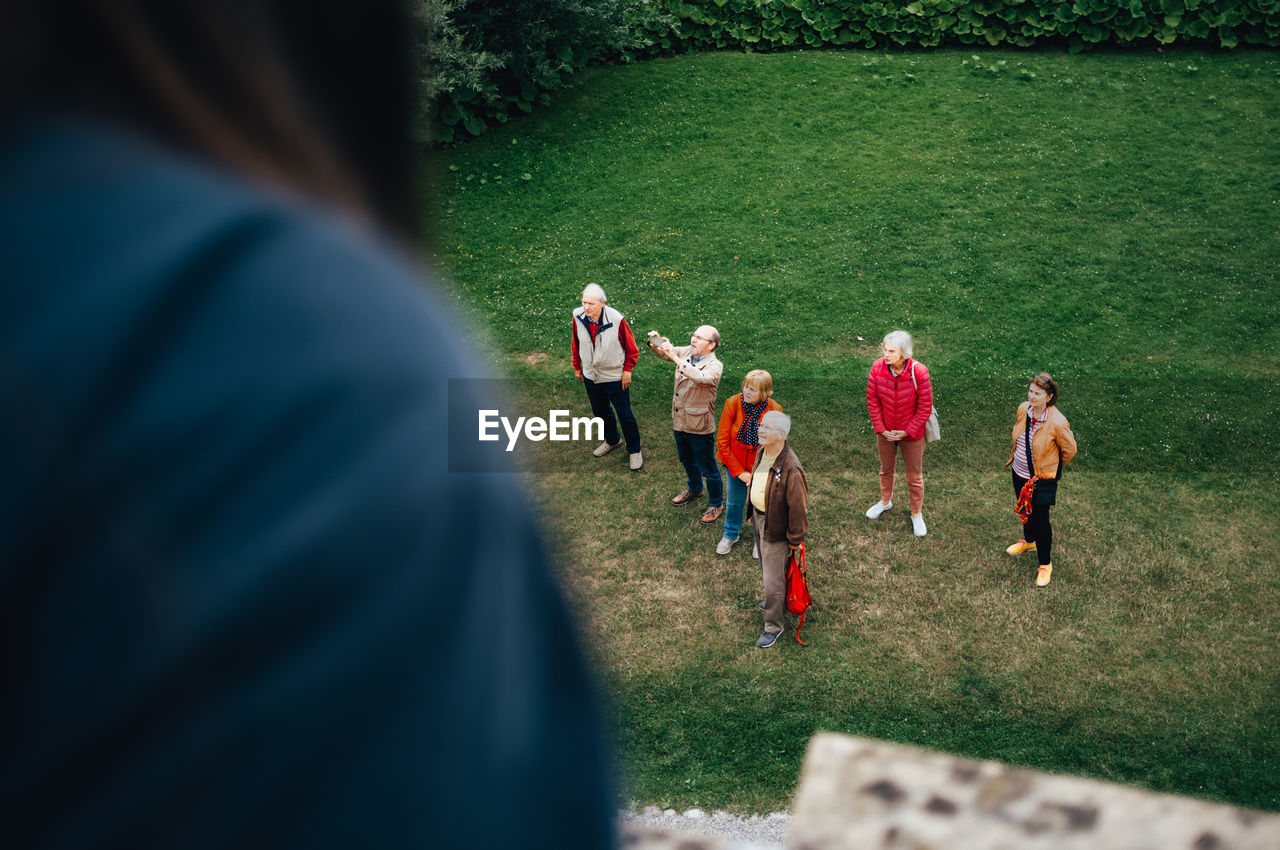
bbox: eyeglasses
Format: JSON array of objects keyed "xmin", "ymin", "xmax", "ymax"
[{"xmin": 691, "ymin": 333, "xmax": 707, "ymax": 341}]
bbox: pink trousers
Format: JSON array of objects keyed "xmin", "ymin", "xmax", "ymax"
[{"xmin": 876, "ymin": 434, "xmax": 924, "ymax": 515}]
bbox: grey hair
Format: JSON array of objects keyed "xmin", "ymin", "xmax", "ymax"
[
  {"xmin": 761, "ymin": 410, "xmax": 791, "ymax": 438},
  {"xmin": 582, "ymin": 283, "xmax": 607, "ymax": 303},
  {"xmin": 882, "ymin": 330, "xmax": 914, "ymax": 359}
]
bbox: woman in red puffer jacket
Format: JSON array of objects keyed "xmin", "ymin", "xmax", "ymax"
[{"xmin": 864, "ymin": 330, "xmax": 933, "ymax": 536}]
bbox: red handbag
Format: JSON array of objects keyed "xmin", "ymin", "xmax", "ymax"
[{"xmin": 785, "ymin": 542, "xmax": 812, "ymax": 645}]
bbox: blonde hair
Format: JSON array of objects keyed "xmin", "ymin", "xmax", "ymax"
[{"xmin": 741, "ymin": 369, "xmax": 773, "ymax": 402}]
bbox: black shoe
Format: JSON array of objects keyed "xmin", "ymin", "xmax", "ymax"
[{"xmin": 756, "ymin": 630, "xmax": 780, "ymax": 649}]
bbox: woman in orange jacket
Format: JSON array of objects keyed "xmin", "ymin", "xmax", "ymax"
[
  {"xmin": 714, "ymin": 370, "xmax": 782, "ymax": 555},
  {"xmin": 1005, "ymin": 373, "xmax": 1078, "ymax": 586}
]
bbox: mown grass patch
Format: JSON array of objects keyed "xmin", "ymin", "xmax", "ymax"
[{"xmin": 431, "ymin": 47, "xmax": 1280, "ymax": 813}]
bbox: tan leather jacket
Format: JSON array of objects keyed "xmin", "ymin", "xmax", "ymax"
[
  {"xmin": 1006, "ymin": 402, "xmax": 1077, "ymax": 479},
  {"xmin": 647, "ymin": 336, "xmax": 723, "ymax": 434}
]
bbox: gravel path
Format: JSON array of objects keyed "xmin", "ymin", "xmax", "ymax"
[{"xmin": 618, "ymin": 807, "xmax": 789, "ymax": 849}]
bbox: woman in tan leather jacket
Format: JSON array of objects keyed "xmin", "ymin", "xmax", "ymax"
[{"xmin": 1004, "ymin": 373, "xmax": 1078, "ymax": 587}]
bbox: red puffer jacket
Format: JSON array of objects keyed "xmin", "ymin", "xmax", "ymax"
[{"xmin": 866, "ymin": 358, "xmax": 933, "ymax": 440}]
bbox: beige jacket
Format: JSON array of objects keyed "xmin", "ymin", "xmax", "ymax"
[{"xmin": 647, "ymin": 336, "xmax": 723, "ymax": 434}]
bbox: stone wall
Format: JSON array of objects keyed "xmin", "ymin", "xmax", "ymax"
[
  {"xmin": 789, "ymin": 733, "xmax": 1280, "ymax": 850},
  {"xmin": 622, "ymin": 732, "xmax": 1280, "ymax": 850}
]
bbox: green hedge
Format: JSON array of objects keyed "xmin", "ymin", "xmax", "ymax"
[
  {"xmin": 416, "ymin": 0, "xmax": 667, "ymax": 144},
  {"xmin": 634, "ymin": 0, "xmax": 1280, "ymax": 54},
  {"xmin": 417, "ymin": 0, "xmax": 1278, "ymax": 144}
]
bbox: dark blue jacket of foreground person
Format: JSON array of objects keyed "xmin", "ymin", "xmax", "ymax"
[{"xmin": 0, "ymin": 117, "xmax": 614, "ymax": 850}]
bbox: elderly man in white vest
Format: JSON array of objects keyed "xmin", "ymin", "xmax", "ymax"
[{"xmin": 572, "ymin": 283, "xmax": 643, "ymax": 470}]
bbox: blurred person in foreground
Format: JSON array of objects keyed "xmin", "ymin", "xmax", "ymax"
[
  {"xmin": 0, "ymin": 2, "xmax": 613, "ymax": 848},
  {"xmin": 572, "ymin": 283, "xmax": 643, "ymax": 470},
  {"xmin": 1004, "ymin": 372, "xmax": 1078, "ymax": 587},
  {"xmin": 713, "ymin": 369, "xmax": 781, "ymax": 557},
  {"xmin": 745, "ymin": 411, "xmax": 807, "ymax": 649},
  {"xmin": 646, "ymin": 325, "xmax": 724, "ymax": 523}
]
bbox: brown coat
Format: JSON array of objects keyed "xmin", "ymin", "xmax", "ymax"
[
  {"xmin": 647, "ymin": 336, "xmax": 723, "ymax": 434},
  {"xmin": 746, "ymin": 442, "xmax": 808, "ymax": 547}
]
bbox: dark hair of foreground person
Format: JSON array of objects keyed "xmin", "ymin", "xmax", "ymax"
[{"xmin": 0, "ymin": 3, "xmax": 615, "ymax": 848}]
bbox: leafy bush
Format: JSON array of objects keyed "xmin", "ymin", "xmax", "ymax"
[
  {"xmin": 417, "ymin": 0, "xmax": 1277, "ymax": 144},
  {"xmin": 416, "ymin": 0, "xmax": 664, "ymax": 143},
  {"xmin": 631, "ymin": 0, "xmax": 1280, "ymax": 55}
]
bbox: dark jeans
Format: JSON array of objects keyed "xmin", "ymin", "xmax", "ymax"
[
  {"xmin": 673, "ymin": 430, "xmax": 723, "ymax": 506},
  {"xmin": 1012, "ymin": 471, "xmax": 1052, "ymax": 566},
  {"xmin": 583, "ymin": 377, "xmax": 641, "ymax": 453}
]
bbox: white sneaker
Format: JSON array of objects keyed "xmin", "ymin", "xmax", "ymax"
[
  {"xmin": 752, "ymin": 540, "xmax": 759, "ymax": 560},
  {"xmin": 912, "ymin": 514, "xmax": 927, "ymax": 537},
  {"xmin": 592, "ymin": 440, "xmax": 621, "ymax": 457},
  {"xmin": 715, "ymin": 537, "xmax": 737, "ymax": 555},
  {"xmin": 629, "ymin": 451, "xmax": 643, "ymax": 471},
  {"xmin": 865, "ymin": 500, "xmax": 892, "ymax": 519}
]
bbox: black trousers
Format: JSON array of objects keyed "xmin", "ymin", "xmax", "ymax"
[
  {"xmin": 1012, "ymin": 471, "xmax": 1053, "ymax": 566},
  {"xmin": 582, "ymin": 376, "xmax": 641, "ymax": 453}
]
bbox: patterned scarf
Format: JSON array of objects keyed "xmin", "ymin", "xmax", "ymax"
[
  {"xmin": 737, "ymin": 398, "xmax": 769, "ymax": 446},
  {"xmin": 1015, "ymin": 408, "xmax": 1048, "ymax": 524},
  {"xmin": 1015, "ymin": 477, "xmax": 1037, "ymax": 525}
]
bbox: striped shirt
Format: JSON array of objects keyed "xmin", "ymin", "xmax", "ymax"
[{"xmin": 1012, "ymin": 407, "xmax": 1051, "ymax": 479}]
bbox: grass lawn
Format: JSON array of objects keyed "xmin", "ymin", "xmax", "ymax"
[{"xmin": 429, "ymin": 46, "xmax": 1280, "ymax": 814}]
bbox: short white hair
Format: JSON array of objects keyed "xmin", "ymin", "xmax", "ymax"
[
  {"xmin": 882, "ymin": 330, "xmax": 913, "ymax": 359},
  {"xmin": 761, "ymin": 410, "xmax": 791, "ymax": 438},
  {"xmin": 582, "ymin": 283, "xmax": 606, "ymax": 303}
]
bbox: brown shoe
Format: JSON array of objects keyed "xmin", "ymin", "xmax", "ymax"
[
  {"xmin": 670, "ymin": 489, "xmax": 701, "ymax": 506},
  {"xmin": 700, "ymin": 504, "xmax": 725, "ymax": 524}
]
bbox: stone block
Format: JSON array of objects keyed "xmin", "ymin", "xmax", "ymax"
[{"xmin": 790, "ymin": 732, "xmax": 1280, "ymax": 850}]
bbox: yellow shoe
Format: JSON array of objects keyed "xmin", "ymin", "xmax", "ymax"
[
  {"xmin": 1035, "ymin": 564, "xmax": 1053, "ymax": 587},
  {"xmin": 1006, "ymin": 539, "xmax": 1036, "ymax": 556}
]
